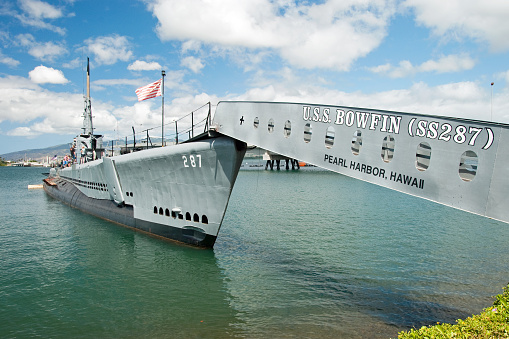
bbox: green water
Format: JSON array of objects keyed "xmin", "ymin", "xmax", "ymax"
[{"xmin": 1, "ymin": 166, "xmax": 508, "ymax": 338}]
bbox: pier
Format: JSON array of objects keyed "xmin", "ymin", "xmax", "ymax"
[{"xmin": 263, "ymin": 150, "xmax": 300, "ymax": 170}]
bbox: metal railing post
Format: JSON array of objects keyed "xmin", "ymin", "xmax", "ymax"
[{"xmin": 175, "ymin": 121, "xmax": 178, "ymax": 144}]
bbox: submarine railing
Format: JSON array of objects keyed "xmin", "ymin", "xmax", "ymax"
[{"xmin": 113, "ymin": 102, "xmax": 212, "ymax": 154}]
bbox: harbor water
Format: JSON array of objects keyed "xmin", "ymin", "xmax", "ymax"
[{"xmin": 1, "ymin": 165, "xmax": 508, "ymax": 338}]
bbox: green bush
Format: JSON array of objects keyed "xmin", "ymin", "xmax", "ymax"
[{"xmin": 397, "ymin": 283, "xmax": 509, "ymax": 339}]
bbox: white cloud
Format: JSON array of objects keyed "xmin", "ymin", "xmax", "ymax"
[
  {"xmin": 0, "ymin": 30, "xmax": 9, "ymax": 42},
  {"xmin": 92, "ymin": 78, "xmax": 146, "ymax": 91},
  {"xmin": 492, "ymin": 70, "xmax": 509, "ymax": 88},
  {"xmin": 404, "ymin": 0, "xmax": 509, "ymax": 52},
  {"xmin": 0, "ymin": 72, "xmax": 203, "ymax": 142},
  {"xmin": 113, "ymin": 101, "xmax": 163, "ymax": 129},
  {"xmin": 16, "ymin": 34, "xmax": 67, "ymax": 61},
  {"xmin": 3, "ymin": 70, "xmax": 509, "ymax": 146},
  {"xmin": 107, "ymin": 96, "xmax": 215, "ymax": 140},
  {"xmin": 230, "ymin": 78, "xmax": 509, "ymax": 123},
  {"xmin": 93, "ymin": 79, "xmax": 146, "ymax": 87},
  {"xmin": 127, "ymin": 60, "xmax": 162, "ymax": 71},
  {"xmin": 368, "ymin": 63, "xmax": 392, "ymax": 74},
  {"xmin": 369, "ymin": 54, "xmax": 475, "ymax": 78},
  {"xmin": 181, "ymin": 40, "xmax": 202, "ymax": 54},
  {"xmin": 19, "ymin": 0, "xmax": 63, "ymax": 19},
  {"xmin": 7, "ymin": 127, "xmax": 33, "ymax": 137},
  {"xmin": 14, "ymin": 0, "xmax": 66, "ymax": 35},
  {"xmin": 28, "ymin": 41, "xmax": 67, "ymax": 61},
  {"xmin": 501, "ymin": 71, "xmax": 509, "ymax": 84},
  {"xmin": 29, "ymin": 65, "xmax": 69, "ymax": 84},
  {"xmin": 148, "ymin": 0, "xmax": 396, "ymax": 70},
  {"xmin": 420, "ymin": 54, "xmax": 475, "ymax": 73},
  {"xmin": 15, "ymin": 33, "xmax": 34, "ymax": 46},
  {"xmin": 181, "ymin": 56, "xmax": 204, "ymax": 73},
  {"xmin": 0, "ymin": 50, "xmax": 20, "ymax": 67},
  {"xmin": 91, "ymin": 71, "xmax": 190, "ymax": 97},
  {"xmin": 223, "ymin": 47, "xmax": 271, "ymax": 72},
  {"xmin": 0, "ymin": 75, "xmax": 78, "ymax": 124},
  {"xmin": 85, "ymin": 35, "xmax": 133, "ymax": 65},
  {"xmin": 62, "ymin": 57, "xmax": 81, "ymax": 69},
  {"xmin": 0, "ymin": 75, "xmax": 117, "ymax": 138}
]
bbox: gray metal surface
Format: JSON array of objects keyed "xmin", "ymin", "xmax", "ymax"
[
  {"xmin": 48, "ymin": 135, "xmax": 246, "ymax": 247},
  {"xmin": 44, "ymin": 59, "xmax": 247, "ymax": 247},
  {"xmin": 213, "ymin": 101, "xmax": 509, "ymax": 224},
  {"xmin": 103, "ymin": 157, "xmax": 125, "ymax": 205}
]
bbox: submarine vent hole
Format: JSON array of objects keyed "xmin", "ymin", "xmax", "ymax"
[
  {"xmin": 381, "ymin": 135, "xmax": 395, "ymax": 163},
  {"xmin": 351, "ymin": 130, "xmax": 362, "ymax": 155},
  {"xmin": 268, "ymin": 118, "xmax": 275, "ymax": 133},
  {"xmin": 416, "ymin": 142, "xmax": 432, "ymax": 171},
  {"xmin": 459, "ymin": 150, "xmax": 478, "ymax": 182},
  {"xmin": 304, "ymin": 123, "xmax": 312, "ymax": 143},
  {"xmin": 284, "ymin": 120, "xmax": 291, "ymax": 138},
  {"xmin": 325, "ymin": 126, "xmax": 335, "ymax": 149}
]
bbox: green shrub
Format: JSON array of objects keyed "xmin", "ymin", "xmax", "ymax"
[{"xmin": 397, "ymin": 283, "xmax": 509, "ymax": 338}]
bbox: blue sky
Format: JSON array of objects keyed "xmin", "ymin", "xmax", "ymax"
[{"xmin": 1, "ymin": 0, "xmax": 508, "ymax": 154}]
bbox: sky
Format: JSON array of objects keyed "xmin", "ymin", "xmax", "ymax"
[{"xmin": 1, "ymin": 0, "xmax": 509, "ymax": 155}]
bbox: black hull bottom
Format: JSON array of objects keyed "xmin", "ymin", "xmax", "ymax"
[{"xmin": 43, "ymin": 179, "xmax": 217, "ymax": 248}]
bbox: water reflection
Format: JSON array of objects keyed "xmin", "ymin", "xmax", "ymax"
[
  {"xmin": 65, "ymin": 214, "xmax": 243, "ymax": 338},
  {"xmin": 0, "ymin": 168, "xmax": 242, "ymax": 339},
  {"xmin": 215, "ymin": 167, "xmax": 508, "ymax": 338},
  {"xmin": 2, "ymin": 167, "xmax": 508, "ymax": 339}
]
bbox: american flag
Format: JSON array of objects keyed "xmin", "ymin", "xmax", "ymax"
[{"xmin": 135, "ymin": 79, "xmax": 162, "ymax": 102}]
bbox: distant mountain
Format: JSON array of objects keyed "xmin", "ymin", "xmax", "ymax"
[
  {"xmin": 1, "ymin": 144, "xmax": 70, "ymax": 162},
  {"xmin": 1, "ymin": 142, "xmax": 266, "ymax": 162}
]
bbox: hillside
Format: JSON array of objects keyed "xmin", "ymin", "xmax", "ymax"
[
  {"xmin": 1, "ymin": 143, "xmax": 266, "ymax": 162},
  {"xmin": 1, "ymin": 144, "xmax": 69, "ymax": 162}
]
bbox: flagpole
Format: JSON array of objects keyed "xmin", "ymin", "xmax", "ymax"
[
  {"xmin": 161, "ymin": 70, "xmax": 166, "ymax": 147},
  {"xmin": 491, "ymin": 82, "xmax": 494, "ymax": 122}
]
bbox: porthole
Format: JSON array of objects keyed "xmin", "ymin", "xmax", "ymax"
[
  {"xmin": 268, "ymin": 118, "xmax": 274, "ymax": 133},
  {"xmin": 381, "ymin": 135, "xmax": 395, "ymax": 163},
  {"xmin": 325, "ymin": 126, "xmax": 335, "ymax": 149},
  {"xmin": 459, "ymin": 150, "xmax": 478, "ymax": 182},
  {"xmin": 304, "ymin": 123, "xmax": 312, "ymax": 143},
  {"xmin": 153, "ymin": 206, "xmax": 158, "ymax": 214},
  {"xmin": 254, "ymin": 117, "xmax": 259, "ymax": 128},
  {"xmin": 171, "ymin": 211, "xmax": 178, "ymax": 218},
  {"xmin": 178, "ymin": 214, "xmax": 183, "ymax": 220},
  {"xmin": 351, "ymin": 130, "xmax": 362, "ymax": 155},
  {"xmin": 193, "ymin": 213, "xmax": 199, "ymax": 222},
  {"xmin": 284, "ymin": 120, "xmax": 291, "ymax": 138},
  {"xmin": 186, "ymin": 212, "xmax": 191, "ymax": 221},
  {"xmin": 416, "ymin": 142, "xmax": 431, "ymax": 171},
  {"xmin": 159, "ymin": 207, "xmax": 163, "ymax": 215},
  {"xmin": 202, "ymin": 215, "xmax": 208, "ymax": 224},
  {"xmin": 165, "ymin": 208, "xmax": 170, "ymax": 217}
]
